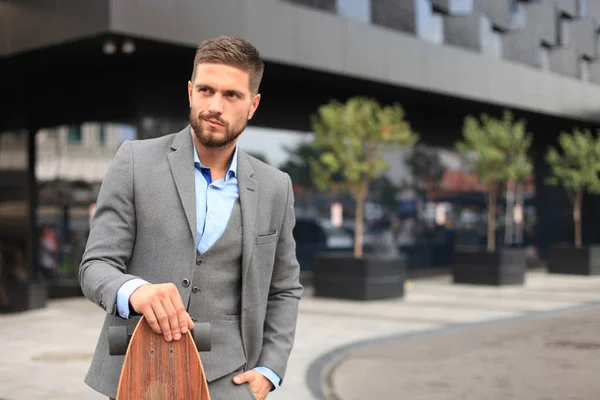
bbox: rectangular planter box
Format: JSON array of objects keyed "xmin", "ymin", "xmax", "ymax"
[
  {"xmin": 2, "ymin": 281, "xmax": 48, "ymax": 313},
  {"xmin": 452, "ymin": 248, "xmax": 526, "ymax": 286},
  {"xmin": 48, "ymin": 278, "xmax": 84, "ymax": 299},
  {"xmin": 547, "ymin": 246, "xmax": 600, "ymax": 275},
  {"xmin": 314, "ymin": 253, "xmax": 406, "ymax": 300}
]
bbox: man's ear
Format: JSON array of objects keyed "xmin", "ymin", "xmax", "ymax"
[{"xmin": 248, "ymin": 93, "xmax": 261, "ymax": 120}]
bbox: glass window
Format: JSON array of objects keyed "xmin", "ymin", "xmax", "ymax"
[
  {"xmin": 578, "ymin": 0, "xmax": 588, "ymax": 17},
  {"xmin": 67, "ymin": 125, "xmax": 82, "ymax": 143},
  {"xmin": 416, "ymin": 0, "xmax": 444, "ymax": 44},
  {"xmin": 36, "ymin": 123, "xmax": 137, "ymax": 280},
  {"xmin": 0, "ymin": 130, "xmax": 31, "ymax": 299},
  {"xmin": 559, "ymin": 19, "xmax": 571, "ymax": 46},
  {"xmin": 580, "ymin": 58, "xmax": 590, "ymax": 81},
  {"xmin": 337, "ymin": 0, "xmax": 371, "ymax": 23},
  {"xmin": 98, "ymin": 124, "xmax": 106, "ymax": 146},
  {"xmin": 480, "ymin": 18, "xmax": 502, "ymax": 59},
  {"xmin": 539, "ymin": 47, "xmax": 550, "ymax": 70},
  {"xmin": 448, "ymin": 0, "xmax": 472, "ymax": 15}
]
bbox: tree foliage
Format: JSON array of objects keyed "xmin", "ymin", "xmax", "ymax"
[
  {"xmin": 457, "ymin": 110, "xmax": 532, "ymax": 185},
  {"xmin": 456, "ymin": 110, "xmax": 533, "ymax": 252},
  {"xmin": 546, "ymin": 129, "xmax": 600, "ymax": 195},
  {"xmin": 546, "ymin": 128, "xmax": 600, "ymax": 248},
  {"xmin": 309, "ymin": 97, "xmax": 419, "ymax": 257}
]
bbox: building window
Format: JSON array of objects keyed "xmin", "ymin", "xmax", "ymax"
[
  {"xmin": 98, "ymin": 124, "xmax": 106, "ymax": 146},
  {"xmin": 67, "ymin": 125, "xmax": 81, "ymax": 144},
  {"xmin": 559, "ymin": 19, "xmax": 571, "ymax": 46},
  {"xmin": 283, "ymin": 0, "xmax": 336, "ymax": 13},
  {"xmin": 539, "ymin": 46, "xmax": 550, "ymax": 70},
  {"xmin": 577, "ymin": 0, "xmax": 587, "ymax": 17},
  {"xmin": 580, "ymin": 58, "xmax": 590, "ymax": 81},
  {"xmin": 337, "ymin": 0, "xmax": 371, "ymax": 23},
  {"xmin": 416, "ymin": 0, "xmax": 444, "ymax": 44}
]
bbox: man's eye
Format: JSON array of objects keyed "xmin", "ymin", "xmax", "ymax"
[{"xmin": 228, "ymin": 93, "xmax": 239, "ymax": 98}]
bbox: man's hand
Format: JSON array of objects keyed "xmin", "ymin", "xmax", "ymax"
[
  {"xmin": 129, "ymin": 283, "xmax": 194, "ymax": 341},
  {"xmin": 233, "ymin": 370, "xmax": 273, "ymax": 400}
]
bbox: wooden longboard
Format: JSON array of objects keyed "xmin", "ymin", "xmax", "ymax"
[{"xmin": 116, "ymin": 316, "xmax": 211, "ymax": 400}]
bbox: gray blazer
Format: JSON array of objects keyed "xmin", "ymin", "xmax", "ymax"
[{"xmin": 79, "ymin": 126, "xmax": 303, "ymax": 396}]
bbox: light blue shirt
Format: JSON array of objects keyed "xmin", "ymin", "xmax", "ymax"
[{"xmin": 116, "ymin": 146, "xmax": 281, "ymax": 389}]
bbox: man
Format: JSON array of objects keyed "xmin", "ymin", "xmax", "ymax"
[{"xmin": 79, "ymin": 36, "xmax": 303, "ymax": 400}]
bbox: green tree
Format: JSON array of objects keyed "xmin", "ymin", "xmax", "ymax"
[
  {"xmin": 309, "ymin": 97, "xmax": 419, "ymax": 258},
  {"xmin": 457, "ymin": 110, "xmax": 532, "ymax": 252},
  {"xmin": 545, "ymin": 129, "xmax": 600, "ymax": 248}
]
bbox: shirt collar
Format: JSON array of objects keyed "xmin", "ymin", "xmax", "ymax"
[{"xmin": 194, "ymin": 146, "xmax": 238, "ymax": 180}]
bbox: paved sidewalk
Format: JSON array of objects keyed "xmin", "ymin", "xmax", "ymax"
[{"xmin": 1, "ymin": 271, "xmax": 599, "ymax": 400}]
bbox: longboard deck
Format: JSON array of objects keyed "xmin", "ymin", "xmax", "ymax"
[{"xmin": 116, "ymin": 316, "xmax": 211, "ymax": 400}]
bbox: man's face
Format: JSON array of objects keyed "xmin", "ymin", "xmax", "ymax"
[{"xmin": 187, "ymin": 63, "xmax": 260, "ymax": 148}]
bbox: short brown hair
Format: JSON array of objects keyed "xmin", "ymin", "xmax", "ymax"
[{"xmin": 191, "ymin": 36, "xmax": 265, "ymax": 94}]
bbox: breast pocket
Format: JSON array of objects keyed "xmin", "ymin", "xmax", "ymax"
[{"xmin": 255, "ymin": 229, "xmax": 278, "ymax": 246}]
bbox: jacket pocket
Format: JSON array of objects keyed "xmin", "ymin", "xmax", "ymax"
[{"xmin": 255, "ymin": 230, "xmax": 277, "ymax": 245}]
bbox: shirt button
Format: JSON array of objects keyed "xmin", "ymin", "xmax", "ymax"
[
  {"xmin": 196, "ymin": 257, "xmax": 202, "ymax": 265},
  {"xmin": 182, "ymin": 278, "xmax": 190, "ymax": 287},
  {"xmin": 192, "ymin": 286, "xmax": 199, "ymax": 293}
]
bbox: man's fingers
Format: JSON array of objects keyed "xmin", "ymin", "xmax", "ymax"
[
  {"xmin": 169, "ymin": 291, "xmax": 190, "ymax": 335},
  {"xmin": 152, "ymin": 298, "xmax": 172, "ymax": 341},
  {"xmin": 161, "ymin": 296, "xmax": 180, "ymax": 340},
  {"xmin": 233, "ymin": 371, "xmax": 253, "ymax": 384},
  {"xmin": 129, "ymin": 283, "xmax": 190, "ymax": 341},
  {"xmin": 143, "ymin": 306, "xmax": 162, "ymax": 335}
]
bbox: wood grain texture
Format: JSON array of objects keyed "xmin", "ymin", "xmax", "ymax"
[{"xmin": 116, "ymin": 316, "xmax": 210, "ymax": 400}]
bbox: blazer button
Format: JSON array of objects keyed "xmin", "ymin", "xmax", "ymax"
[
  {"xmin": 192, "ymin": 286, "xmax": 199, "ymax": 293},
  {"xmin": 182, "ymin": 278, "xmax": 190, "ymax": 287},
  {"xmin": 196, "ymin": 257, "xmax": 202, "ymax": 265}
]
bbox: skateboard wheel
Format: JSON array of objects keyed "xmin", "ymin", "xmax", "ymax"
[
  {"xmin": 191, "ymin": 323, "xmax": 211, "ymax": 352},
  {"xmin": 109, "ymin": 325, "xmax": 129, "ymax": 356}
]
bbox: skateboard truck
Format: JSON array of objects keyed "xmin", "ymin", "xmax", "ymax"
[{"xmin": 108, "ymin": 318, "xmax": 212, "ymax": 356}]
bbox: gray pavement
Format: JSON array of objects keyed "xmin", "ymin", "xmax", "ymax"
[
  {"xmin": 326, "ymin": 304, "xmax": 600, "ymax": 400},
  {"xmin": 1, "ymin": 271, "xmax": 600, "ymax": 400}
]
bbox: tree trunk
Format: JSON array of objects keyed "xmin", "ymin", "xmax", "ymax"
[
  {"xmin": 353, "ymin": 184, "xmax": 368, "ymax": 259},
  {"xmin": 504, "ymin": 180, "xmax": 514, "ymax": 246},
  {"xmin": 487, "ymin": 182, "xmax": 497, "ymax": 253},
  {"xmin": 574, "ymin": 190, "xmax": 582, "ymax": 249}
]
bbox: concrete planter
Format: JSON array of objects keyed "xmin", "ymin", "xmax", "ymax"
[
  {"xmin": 547, "ymin": 246, "xmax": 600, "ymax": 275},
  {"xmin": 47, "ymin": 278, "xmax": 84, "ymax": 299},
  {"xmin": 2, "ymin": 280, "xmax": 47, "ymax": 313},
  {"xmin": 314, "ymin": 252, "xmax": 406, "ymax": 300},
  {"xmin": 452, "ymin": 248, "xmax": 526, "ymax": 286}
]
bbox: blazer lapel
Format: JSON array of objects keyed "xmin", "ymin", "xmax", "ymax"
[
  {"xmin": 238, "ymin": 151, "xmax": 258, "ymax": 287},
  {"xmin": 167, "ymin": 126, "xmax": 197, "ymax": 246}
]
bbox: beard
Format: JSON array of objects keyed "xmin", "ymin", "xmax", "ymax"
[{"xmin": 189, "ymin": 109, "xmax": 247, "ymax": 148}]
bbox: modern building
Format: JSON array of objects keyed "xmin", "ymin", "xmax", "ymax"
[{"xmin": 2, "ymin": 0, "xmax": 600, "ymax": 310}]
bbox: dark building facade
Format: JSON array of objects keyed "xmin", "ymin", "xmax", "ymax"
[{"xmin": 2, "ymin": 0, "xmax": 600, "ymax": 311}]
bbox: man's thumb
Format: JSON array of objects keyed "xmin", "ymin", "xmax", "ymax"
[{"xmin": 233, "ymin": 371, "xmax": 252, "ymax": 385}]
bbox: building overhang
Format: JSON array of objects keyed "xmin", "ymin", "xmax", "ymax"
[{"xmin": 2, "ymin": 0, "xmax": 600, "ymax": 124}]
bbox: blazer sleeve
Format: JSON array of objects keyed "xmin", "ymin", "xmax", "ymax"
[
  {"xmin": 78, "ymin": 140, "xmax": 142, "ymax": 316},
  {"xmin": 256, "ymin": 173, "xmax": 304, "ymax": 384}
]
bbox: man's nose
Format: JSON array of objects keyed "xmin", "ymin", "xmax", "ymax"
[{"xmin": 208, "ymin": 94, "xmax": 224, "ymax": 115}]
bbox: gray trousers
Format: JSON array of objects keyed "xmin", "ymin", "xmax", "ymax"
[{"xmin": 108, "ymin": 367, "xmax": 256, "ymax": 400}]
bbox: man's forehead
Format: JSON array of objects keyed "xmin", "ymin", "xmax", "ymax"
[{"xmin": 194, "ymin": 63, "xmax": 250, "ymax": 84}]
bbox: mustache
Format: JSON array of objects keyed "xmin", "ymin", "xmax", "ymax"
[{"xmin": 199, "ymin": 112, "xmax": 225, "ymax": 125}]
